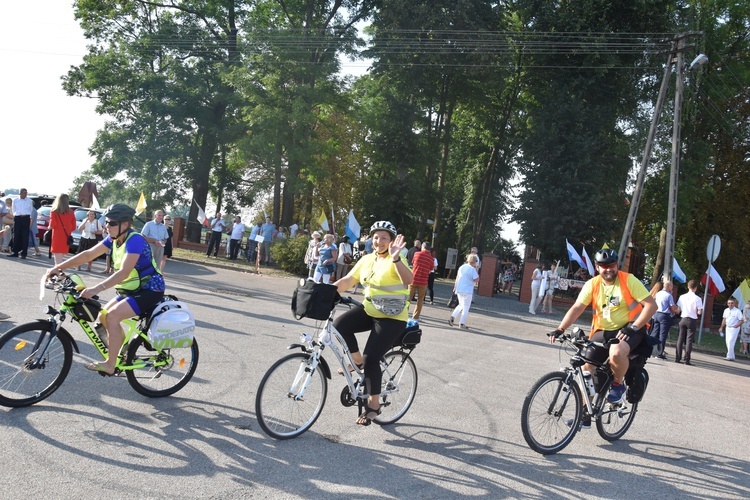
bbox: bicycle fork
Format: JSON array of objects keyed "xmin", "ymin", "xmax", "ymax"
[
  {"xmin": 288, "ymin": 353, "xmax": 320, "ymax": 401},
  {"xmin": 24, "ymin": 319, "xmax": 60, "ymax": 370}
]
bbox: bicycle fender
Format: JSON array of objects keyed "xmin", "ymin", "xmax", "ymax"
[
  {"xmin": 316, "ymin": 356, "xmax": 332, "ymax": 380},
  {"xmin": 56, "ymin": 326, "xmax": 81, "ymax": 354},
  {"xmin": 287, "ymin": 343, "xmax": 309, "ymax": 352}
]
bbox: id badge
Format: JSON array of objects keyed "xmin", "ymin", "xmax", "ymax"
[{"xmin": 602, "ymin": 306, "xmax": 612, "ymax": 321}]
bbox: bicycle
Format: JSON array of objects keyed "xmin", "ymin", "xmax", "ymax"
[
  {"xmin": 255, "ymin": 296, "xmax": 420, "ymax": 439},
  {"xmin": 0, "ymin": 273, "xmax": 199, "ymax": 408},
  {"xmin": 521, "ymin": 327, "xmax": 649, "ymax": 455}
]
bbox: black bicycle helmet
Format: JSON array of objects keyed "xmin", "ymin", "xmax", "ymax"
[
  {"xmin": 594, "ymin": 248, "xmax": 618, "ymax": 264},
  {"xmin": 369, "ymin": 220, "xmax": 397, "ymax": 238},
  {"xmin": 105, "ymin": 203, "xmax": 136, "ymax": 222}
]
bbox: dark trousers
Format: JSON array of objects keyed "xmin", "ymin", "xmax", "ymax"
[
  {"xmin": 650, "ymin": 312, "xmax": 672, "ymax": 351},
  {"xmin": 229, "ymin": 238, "xmax": 241, "ymax": 259},
  {"xmin": 12, "ymin": 215, "xmax": 30, "ymax": 257},
  {"xmin": 333, "ymin": 306, "xmax": 405, "ymax": 397},
  {"xmin": 427, "ymin": 272, "xmax": 435, "ymax": 302},
  {"xmin": 676, "ymin": 317, "xmax": 697, "ymax": 362},
  {"xmin": 206, "ymin": 231, "xmax": 223, "ymax": 256},
  {"xmin": 246, "ymin": 242, "xmax": 258, "ymax": 262}
]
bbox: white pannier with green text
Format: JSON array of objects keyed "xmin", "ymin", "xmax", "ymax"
[{"xmin": 147, "ymin": 300, "xmax": 195, "ymax": 350}]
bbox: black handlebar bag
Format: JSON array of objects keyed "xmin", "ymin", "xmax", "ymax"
[{"xmin": 291, "ymin": 279, "xmax": 340, "ymax": 320}]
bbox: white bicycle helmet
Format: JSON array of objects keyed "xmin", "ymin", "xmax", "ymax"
[{"xmin": 369, "ymin": 220, "xmax": 397, "ymax": 238}]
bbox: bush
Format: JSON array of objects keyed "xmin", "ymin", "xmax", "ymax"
[{"xmin": 270, "ymin": 236, "xmax": 309, "ymax": 276}]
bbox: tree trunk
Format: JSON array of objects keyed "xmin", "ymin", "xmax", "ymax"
[
  {"xmin": 432, "ymin": 97, "xmax": 456, "ymax": 250},
  {"xmin": 651, "ymin": 227, "xmax": 667, "ymax": 286}
]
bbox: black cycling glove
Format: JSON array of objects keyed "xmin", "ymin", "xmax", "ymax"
[
  {"xmin": 548, "ymin": 329, "xmax": 564, "ymax": 339},
  {"xmin": 619, "ymin": 325, "xmax": 638, "ymax": 337}
]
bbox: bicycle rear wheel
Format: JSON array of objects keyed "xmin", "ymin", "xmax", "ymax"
[
  {"xmin": 375, "ymin": 350, "xmax": 418, "ymax": 425},
  {"xmin": 521, "ymin": 371, "xmax": 582, "ymax": 455},
  {"xmin": 256, "ymin": 353, "xmax": 328, "ymax": 439},
  {"xmin": 125, "ymin": 336, "xmax": 199, "ymax": 398},
  {"xmin": 0, "ymin": 322, "xmax": 73, "ymax": 408}
]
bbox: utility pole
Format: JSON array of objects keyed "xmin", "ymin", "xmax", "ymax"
[
  {"xmin": 663, "ymin": 35, "xmax": 687, "ymax": 282},
  {"xmin": 618, "ymin": 46, "xmax": 676, "ymax": 267}
]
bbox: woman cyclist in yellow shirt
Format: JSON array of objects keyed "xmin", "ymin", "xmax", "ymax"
[{"xmin": 333, "ymin": 221, "xmax": 412, "ymax": 425}]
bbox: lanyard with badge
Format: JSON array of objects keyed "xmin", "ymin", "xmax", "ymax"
[{"xmin": 601, "ymin": 280, "xmax": 620, "ymax": 321}]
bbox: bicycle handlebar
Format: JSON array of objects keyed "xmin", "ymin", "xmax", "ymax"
[
  {"xmin": 43, "ymin": 274, "xmax": 100, "ymax": 302},
  {"xmin": 338, "ymin": 296, "xmax": 363, "ymax": 309},
  {"xmin": 551, "ymin": 327, "xmax": 619, "ymax": 350}
]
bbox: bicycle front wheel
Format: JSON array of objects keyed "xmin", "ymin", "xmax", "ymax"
[
  {"xmin": 125, "ymin": 336, "xmax": 199, "ymax": 398},
  {"xmin": 375, "ymin": 351, "xmax": 418, "ymax": 425},
  {"xmin": 0, "ymin": 321, "xmax": 73, "ymax": 408},
  {"xmin": 521, "ymin": 371, "xmax": 582, "ymax": 455},
  {"xmin": 256, "ymin": 353, "xmax": 327, "ymax": 440}
]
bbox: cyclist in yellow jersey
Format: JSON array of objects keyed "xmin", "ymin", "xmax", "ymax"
[
  {"xmin": 550, "ymin": 249, "xmax": 656, "ymax": 407},
  {"xmin": 46, "ymin": 204, "xmax": 166, "ymax": 376},
  {"xmin": 333, "ymin": 220, "xmax": 412, "ymax": 425}
]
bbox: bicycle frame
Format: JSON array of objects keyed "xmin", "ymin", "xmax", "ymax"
[
  {"xmin": 39, "ymin": 278, "xmax": 160, "ymax": 373},
  {"xmin": 287, "ymin": 300, "xmax": 408, "ymax": 405}
]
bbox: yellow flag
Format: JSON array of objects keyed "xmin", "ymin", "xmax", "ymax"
[
  {"xmin": 317, "ymin": 209, "xmax": 329, "ymax": 232},
  {"xmin": 136, "ymin": 192, "xmax": 147, "ymax": 215}
]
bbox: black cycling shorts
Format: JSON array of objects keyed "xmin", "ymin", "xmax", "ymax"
[
  {"xmin": 591, "ymin": 325, "xmax": 646, "ymax": 351},
  {"xmin": 116, "ymin": 288, "xmax": 165, "ymax": 317}
]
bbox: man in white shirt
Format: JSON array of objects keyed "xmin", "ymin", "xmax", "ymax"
[
  {"xmin": 675, "ymin": 280, "xmax": 703, "ymax": 365},
  {"xmin": 9, "ymin": 188, "xmax": 34, "ymax": 259},
  {"xmin": 206, "ymin": 212, "xmax": 226, "ymax": 257},
  {"xmin": 720, "ymin": 298, "xmax": 744, "ymax": 361},
  {"xmin": 141, "ymin": 210, "xmax": 170, "ymax": 268},
  {"xmin": 227, "ymin": 215, "xmax": 246, "ymax": 260}
]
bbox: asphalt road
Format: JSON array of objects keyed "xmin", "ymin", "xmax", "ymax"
[{"xmin": 0, "ymin": 255, "xmax": 748, "ymax": 499}]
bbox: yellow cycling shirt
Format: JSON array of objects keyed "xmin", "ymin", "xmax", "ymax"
[
  {"xmin": 577, "ymin": 273, "xmax": 650, "ymax": 331},
  {"xmin": 349, "ymin": 253, "xmax": 410, "ymax": 321}
]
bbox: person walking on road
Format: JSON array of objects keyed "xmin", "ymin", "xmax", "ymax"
[
  {"xmin": 719, "ymin": 299, "xmax": 744, "ymax": 361},
  {"xmin": 449, "ymin": 254, "xmax": 480, "ymax": 329},
  {"xmin": 651, "ymin": 280, "xmax": 679, "ymax": 360},
  {"xmin": 674, "ymin": 280, "xmax": 702, "ymax": 365},
  {"xmin": 528, "ymin": 263, "xmax": 544, "ymax": 314}
]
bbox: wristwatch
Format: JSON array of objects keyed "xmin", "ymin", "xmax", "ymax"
[{"xmin": 392, "ymin": 257, "xmax": 401, "ymax": 264}]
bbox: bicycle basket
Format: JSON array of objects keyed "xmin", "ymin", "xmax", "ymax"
[
  {"xmin": 393, "ymin": 323, "xmax": 422, "ymax": 348},
  {"xmin": 74, "ymin": 299, "xmax": 102, "ymax": 323},
  {"xmin": 291, "ymin": 279, "xmax": 340, "ymax": 321},
  {"xmin": 147, "ymin": 300, "xmax": 195, "ymax": 349}
]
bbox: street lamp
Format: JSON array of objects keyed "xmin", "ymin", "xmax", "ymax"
[{"xmin": 663, "ymin": 48, "xmax": 708, "ymax": 282}]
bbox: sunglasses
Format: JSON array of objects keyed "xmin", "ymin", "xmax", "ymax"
[
  {"xmin": 597, "ymin": 262, "xmax": 617, "ymax": 270},
  {"xmin": 105, "ymin": 220, "xmax": 122, "ymax": 226}
]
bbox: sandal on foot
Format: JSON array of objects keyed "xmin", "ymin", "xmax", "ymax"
[
  {"xmin": 337, "ymin": 362, "xmax": 363, "ymax": 376},
  {"xmin": 356, "ymin": 405, "xmax": 381, "ymax": 426},
  {"xmin": 84, "ymin": 362, "xmax": 115, "ymax": 377}
]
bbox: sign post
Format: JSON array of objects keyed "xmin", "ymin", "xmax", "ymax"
[{"xmin": 698, "ymin": 235, "xmax": 721, "ymax": 344}]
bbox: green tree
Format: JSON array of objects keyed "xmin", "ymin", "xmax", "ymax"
[
  {"xmin": 64, "ymin": 0, "xmax": 248, "ymax": 239},
  {"xmin": 512, "ymin": 0, "xmax": 679, "ymax": 261}
]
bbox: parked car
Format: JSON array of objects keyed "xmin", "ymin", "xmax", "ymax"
[{"xmin": 36, "ymin": 206, "xmax": 52, "ymax": 243}]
